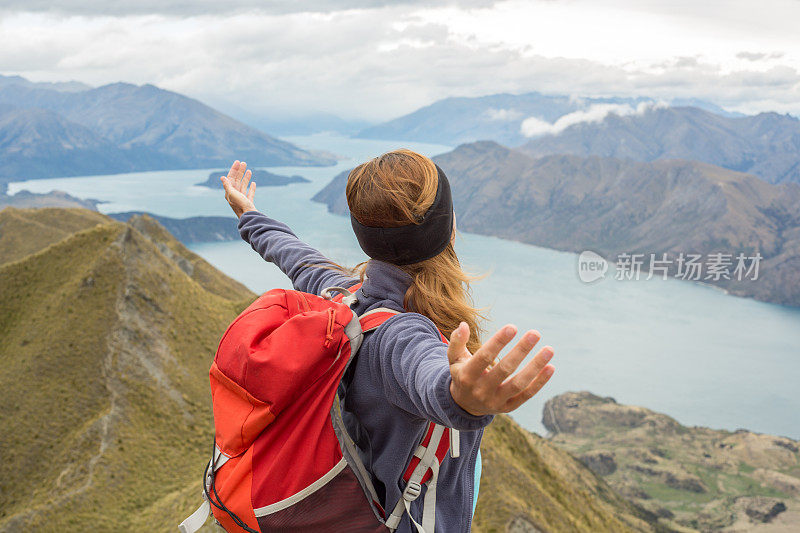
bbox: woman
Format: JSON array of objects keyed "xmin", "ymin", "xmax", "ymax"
[{"xmin": 220, "ymin": 150, "xmax": 555, "ymax": 532}]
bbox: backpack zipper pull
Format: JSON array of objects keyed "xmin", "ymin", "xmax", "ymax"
[{"xmin": 324, "ymin": 308, "xmax": 335, "ymax": 347}]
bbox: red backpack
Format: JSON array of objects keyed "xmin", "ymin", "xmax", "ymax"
[{"xmin": 179, "ymin": 284, "xmax": 459, "ymax": 533}]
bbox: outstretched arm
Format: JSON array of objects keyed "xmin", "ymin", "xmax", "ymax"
[
  {"xmin": 370, "ymin": 314, "xmax": 555, "ymax": 429},
  {"xmin": 221, "ymin": 160, "xmax": 357, "ymax": 295}
]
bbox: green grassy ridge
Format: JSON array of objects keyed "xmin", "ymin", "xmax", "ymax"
[
  {"xmin": 0, "ymin": 223, "xmax": 125, "ymax": 527},
  {"xmin": 0, "ymin": 211, "xmax": 254, "ymax": 530},
  {"xmin": 0, "ymin": 207, "xmax": 110, "ymax": 265}
]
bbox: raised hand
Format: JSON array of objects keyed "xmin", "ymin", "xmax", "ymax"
[
  {"xmin": 448, "ymin": 323, "xmax": 554, "ymax": 416},
  {"xmin": 221, "ymin": 160, "xmax": 257, "ymax": 218}
]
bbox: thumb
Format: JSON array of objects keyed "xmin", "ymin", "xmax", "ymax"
[
  {"xmin": 447, "ymin": 322, "xmax": 470, "ymax": 366},
  {"xmin": 220, "ymin": 175, "xmax": 234, "ymax": 195}
]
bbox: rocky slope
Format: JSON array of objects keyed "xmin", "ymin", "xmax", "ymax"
[
  {"xmin": 0, "ymin": 207, "xmax": 667, "ymax": 532},
  {"xmin": 518, "ymin": 106, "xmax": 800, "ymax": 184},
  {"xmin": 543, "ymin": 392, "xmax": 800, "ymax": 532},
  {"xmin": 474, "ymin": 415, "xmax": 669, "ymax": 533},
  {"xmin": 312, "ymin": 141, "xmax": 800, "ymax": 307},
  {"xmin": 0, "ymin": 77, "xmax": 335, "ymax": 184}
]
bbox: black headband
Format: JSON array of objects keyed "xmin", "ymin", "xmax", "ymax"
[{"xmin": 350, "ymin": 164, "xmax": 454, "ymax": 265}]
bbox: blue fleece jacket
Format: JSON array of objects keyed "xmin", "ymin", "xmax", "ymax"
[{"xmin": 238, "ymin": 211, "xmax": 493, "ymax": 532}]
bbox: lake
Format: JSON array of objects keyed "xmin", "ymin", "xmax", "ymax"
[{"xmin": 10, "ymin": 133, "xmax": 800, "ymax": 439}]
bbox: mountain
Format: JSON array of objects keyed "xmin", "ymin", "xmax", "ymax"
[
  {"xmin": 107, "ymin": 212, "xmax": 240, "ymax": 243},
  {"xmin": 312, "ymin": 142, "xmax": 800, "ymax": 307},
  {"xmin": 0, "ymin": 77, "xmax": 336, "ymax": 184},
  {"xmin": 0, "ymin": 189, "xmax": 99, "ymax": 211},
  {"xmin": 211, "ymin": 103, "xmax": 373, "ymax": 136},
  {"xmin": 355, "ymin": 92, "xmax": 734, "ymax": 146},
  {"xmin": 474, "ymin": 414, "xmax": 667, "ymax": 533},
  {"xmin": 0, "ymin": 104, "xmax": 167, "ymax": 181},
  {"xmin": 0, "ymin": 73, "xmax": 90, "ymax": 93},
  {"xmin": 0, "ymin": 208, "xmax": 254, "ymax": 530},
  {"xmin": 518, "ymin": 106, "xmax": 800, "ymax": 184},
  {"xmin": 0, "ymin": 207, "xmax": 665, "ymax": 532},
  {"xmin": 544, "ymin": 392, "xmax": 800, "ymax": 531},
  {"xmin": 245, "ymin": 112, "xmax": 371, "ymax": 136}
]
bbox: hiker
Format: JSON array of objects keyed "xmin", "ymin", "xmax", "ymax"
[{"xmin": 219, "ymin": 151, "xmax": 555, "ymax": 532}]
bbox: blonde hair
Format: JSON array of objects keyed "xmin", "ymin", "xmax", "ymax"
[{"xmin": 345, "ymin": 149, "xmax": 484, "ymax": 353}]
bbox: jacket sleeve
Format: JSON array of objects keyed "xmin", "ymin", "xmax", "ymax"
[
  {"xmin": 368, "ymin": 313, "xmax": 495, "ymax": 431},
  {"xmin": 237, "ymin": 210, "xmax": 358, "ymax": 295}
]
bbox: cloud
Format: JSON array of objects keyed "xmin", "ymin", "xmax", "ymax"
[
  {"xmin": 0, "ymin": 2, "xmax": 799, "ymax": 122},
  {"xmin": 0, "ymin": 0, "xmax": 498, "ymax": 16},
  {"xmin": 484, "ymin": 108, "xmax": 523, "ymax": 121},
  {"xmin": 736, "ymin": 51, "xmax": 785, "ymax": 62},
  {"xmin": 520, "ymin": 101, "xmax": 667, "ymax": 137}
]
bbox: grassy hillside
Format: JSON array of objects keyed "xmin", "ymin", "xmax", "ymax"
[
  {"xmin": 0, "ymin": 208, "xmax": 253, "ymax": 531},
  {"xmin": 0, "ymin": 207, "xmax": 110, "ymax": 265},
  {"xmin": 1, "ymin": 207, "xmax": 667, "ymax": 532}
]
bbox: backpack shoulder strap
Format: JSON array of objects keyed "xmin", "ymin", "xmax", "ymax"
[
  {"xmin": 385, "ymin": 421, "xmax": 452, "ymax": 533},
  {"xmin": 332, "ymin": 287, "xmax": 458, "ymax": 533},
  {"xmin": 359, "ymin": 307, "xmax": 401, "ymax": 332},
  {"xmin": 357, "ymin": 309, "xmax": 457, "ymax": 533}
]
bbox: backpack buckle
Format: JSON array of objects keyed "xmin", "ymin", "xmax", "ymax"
[{"xmin": 402, "ymin": 481, "xmax": 422, "ymax": 502}]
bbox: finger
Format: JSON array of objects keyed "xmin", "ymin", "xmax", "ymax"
[
  {"xmin": 236, "ymin": 162, "xmax": 247, "ymax": 188},
  {"xmin": 226, "ymin": 160, "xmax": 241, "ymax": 181},
  {"xmin": 247, "ymin": 181, "xmax": 256, "ymax": 202},
  {"xmin": 503, "ymin": 364, "xmax": 555, "ymax": 412},
  {"xmin": 220, "ymin": 175, "xmax": 234, "ymax": 195},
  {"xmin": 486, "ymin": 330, "xmax": 541, "ymax": 385},
  {"xmin": 239, "ymin": 169, "xmax": 252, "ymax": 193},
  {"xmin": 497, "ymin": 345, "xmax": 553, "ymax": 397},
  {"xmin": 461, "ymin": 325, "xmax": 516, "ymax": 381},
  {"xmin": 447, "ymin": 322, "xmax": 470, "ymax": 365}
]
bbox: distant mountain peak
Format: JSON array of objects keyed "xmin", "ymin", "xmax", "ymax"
[{"xmin": 0, "ymin": 75, "xmax": 336, "ymax": 183}]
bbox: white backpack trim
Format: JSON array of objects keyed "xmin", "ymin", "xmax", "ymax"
[{"xmin": 253, "ymin": 458, "xmax": 348, "ymax": 517}]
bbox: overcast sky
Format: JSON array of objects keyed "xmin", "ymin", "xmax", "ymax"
[{"xmin": 1, "ymin": 0, "xmax": 798, "ymax": 121}]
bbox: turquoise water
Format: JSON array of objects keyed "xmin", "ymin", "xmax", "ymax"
[{"xmin": 10, "ymin": 133, "xmax": 800, "ymax": 439}]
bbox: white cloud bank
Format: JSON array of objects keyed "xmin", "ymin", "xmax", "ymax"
[
  {"xmin": 0, "ymin": 1, "xmax": 798, "ymax": 121},
  {"xmin": 520, "ymin": 101, "xmax": 668, "ymax": 138}
]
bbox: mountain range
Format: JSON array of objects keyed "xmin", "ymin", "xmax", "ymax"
[
  {"xmin": 518, "ymin": 106, "xmax": 800, "ymax": 184},
  {"xmin": 0, "ymin": 206, "xmax": 664, "ymax": 532},
  {"xmin": 356, "ymin": 91, "xmax": 800, "ymax": 185},
  {"xmin": 0, "ymin": 75, "xmax": 335, "ymax": 187},
  {"xmin": 356, "ymin": 91, "xmax": 739, "ymax": 147},
  {"xmin": 313, "ymin": 141, "xmax": 800, "ymax": 307}
]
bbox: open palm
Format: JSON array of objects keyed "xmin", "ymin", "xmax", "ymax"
[
  {"xmin": 448, "ymin": 323, "xmax": 555, "ymax": 416},
  {"xmin": 221, "ymin": 160, "xmax": 257, "ymax": 218}
]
